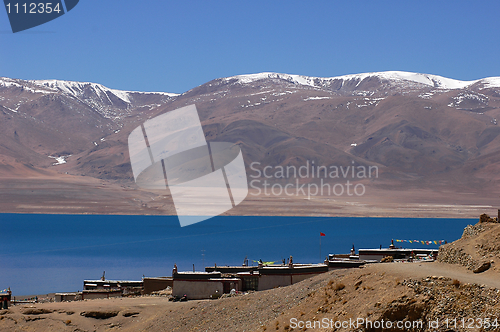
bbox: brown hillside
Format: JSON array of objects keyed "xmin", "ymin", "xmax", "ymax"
[{"xmin": 438, "ymin": 216, "xmax": 500, "ymax": 272}]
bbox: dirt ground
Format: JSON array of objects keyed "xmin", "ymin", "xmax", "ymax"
[{"xmin": 1, "ymin": 259, "xmax": 499, "ymax": 332}]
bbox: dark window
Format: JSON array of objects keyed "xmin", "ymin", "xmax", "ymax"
[{"xmin": 242, "ymin": 276, "xmax": 258, "ymax": 291}]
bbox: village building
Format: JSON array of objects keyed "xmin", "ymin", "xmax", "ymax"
[{"xmin": 0, "ymin": 289, "xmax": 11, "ymax": 309}]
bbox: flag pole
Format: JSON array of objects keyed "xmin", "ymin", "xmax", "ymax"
[{"xmin": 319, "ymin": 234, "xmax": 322, "ymax": 262}]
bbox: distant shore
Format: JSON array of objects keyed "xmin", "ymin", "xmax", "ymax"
[{"xmin": 0, "ymin": 176, "xmax": 497, "ymax": 219}]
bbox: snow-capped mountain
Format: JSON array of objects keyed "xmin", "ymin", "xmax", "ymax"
[
  {"xmin": 1, "ymin": 76, "xmax": 180, "ymax": 124},
  {"xmin": 219, "ymin": 71, "xmax": 500, "ymax": 91},
  {"xmin": 32, "ymin": 79, "xmax": 178, "ymax": 104},
  {"xmin": 2, "ymin": 70, "xmax": 500, "ymax": 214},
  {"xmin": 0, "ymin": 77, "xmax": 180, "ymax": 175},
  {"xmin": 2, "ymin": 70, "xmax": 500, "ymax": 197},
  {"xmin": 0, "ymin": 77, "xmax": 178, "ymax": 100},
  {"xmin": 0, "ymin": 76, "xmax": 179, "ymax": 126}
]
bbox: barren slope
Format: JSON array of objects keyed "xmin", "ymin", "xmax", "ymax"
[{"xmin": 2, "ymin": 72, "xmax": 500, "ymax": 215}]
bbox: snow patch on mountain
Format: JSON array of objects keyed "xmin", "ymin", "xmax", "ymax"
[
  {"xmin": 32, "ymin": 80, "xmax": 179, "ymax": 103},
  {"xmin": 338, "ymin": 71, "xmax": 477, "ymax": 89},
  {"xmin": 303, "ymin": 96, "xmax": 332, "ymax": 101},
  {"xmin": 480, "ymin": 77, "xmax": 500, "ymax": 89},
  {"xmin": 225, "ymin": 73, "xmax": 318, "ymax": 87},
  {"xmin": 48, "ymin": 155, "xmax": 71, "ymax": 166},
  {"xmin": 223, "ymin": 71, "xmax": 500, "ymax": 90},
  {"xmin": 0, "ymin": 77, "xmax": 53, "ymax": 94}
]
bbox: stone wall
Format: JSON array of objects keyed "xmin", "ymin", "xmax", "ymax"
[
  {"xmin": 438, "ymin": 221, "xmax": 499, "ymax": 273},
  {"xmin": 437, "ymin": 223, "xmax": 485, "ymax": 270}
]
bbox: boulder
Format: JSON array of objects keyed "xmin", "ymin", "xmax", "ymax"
[{"xmin": 473, "ymin": 261, "xmax": 491, "ymax": 273}]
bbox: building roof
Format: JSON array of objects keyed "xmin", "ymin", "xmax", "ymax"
[
  {"xmin": 83, "ymin": 280, "xmax": 143, "ymax": 283},
  {"xmin": 358, "ymin": 248, "xmax": 437, "ymax": 252},
  {"xmin": 173, "ymin": 272, "xmax": 222, "ymax": 280},
  {"xmin": 82, "ymin": 289, "xmax": 122, "ymax": 293}
]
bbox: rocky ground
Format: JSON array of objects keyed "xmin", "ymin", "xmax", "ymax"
[
  {"xmin": 1, "ymin": 219, "xmax": 499, "ymax": 332},
  {"xmin": 438, "ymin": 216, "xmax": 500, "ymax": 273}
]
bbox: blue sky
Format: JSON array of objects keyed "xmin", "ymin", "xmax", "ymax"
[{"xmin": 1, "ymin": 1, "xmax": 500, "ymax": 93}]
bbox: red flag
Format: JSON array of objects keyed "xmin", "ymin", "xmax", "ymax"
[{"xmin": 320, "ymin": 232, "xmax": 326, "ymax": 237}]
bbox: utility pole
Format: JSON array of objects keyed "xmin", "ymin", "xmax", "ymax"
[
  {"xmin": 320, "ymin": 235, "xmax": 322, "ymax": 262},
  {"xmin": 319, "ymin": 232, "xmax": 326, "ymax": 262}
]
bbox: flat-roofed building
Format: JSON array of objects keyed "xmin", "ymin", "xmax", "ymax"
[
  {"xmin": 143, "ymin": 277, "xmax": 173, "ymax": 295},
  {"xmin": 358, "ymin": 248, "xmax": 438, "ymax": 262},
  {"xmin": 83, "ymin": 279, "xmax": 143, "ymax": 290},
  {"xmin": 0, "ymin": 289, "xmax": 11, "ymax": 309},
  {"xmin": 83, "ymin": 279, "xmax": 143, "ymax": 296},
  {"xmin": 172, "ymin": 272, "xmax": 242, "ymax": 300},
  {"xmin": 82, "ymin": 289, "xmax": 122, "ymax": 300},
  {"xmin": 238, "ymin": 264, "xmax": 328, "ymax": 291},
  {"xmin": 55, "ymin": 292, "xmax": 81, "ymax": 302}
]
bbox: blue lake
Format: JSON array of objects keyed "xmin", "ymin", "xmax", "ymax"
[{"xmin": 0, "ymin": 214, "xmax": 475, "ymax": 295}]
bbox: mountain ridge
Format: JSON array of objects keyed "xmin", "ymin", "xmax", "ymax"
[
  {"xmin": 1, "ymin": 70, "xmax": 500, "ymax": 216},
  {"xmin": 219, "ymin": 71, "xmax": 500, "ymax": 91},
  {"xmin": 32, "ymin": 79, "xmax": 179, "ymax": 101},
  {"xmin": 0, "ymin": 77, "xmax": 179, "ymax": 98},
  {"xmin": 3, "ymin": 70, "xmax": 500, "ymax": 99}
]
